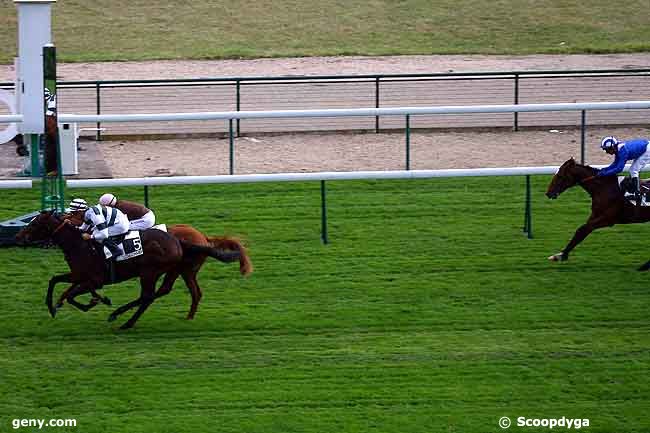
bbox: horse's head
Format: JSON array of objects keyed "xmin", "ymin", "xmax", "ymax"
[
  {"xmin": 15, "ymin": 211, "xmax": 63, "ymax": 244},
  {"xmin": 62, "ymin": 210, "xmax": 84, "ymax": 227},
  {"xmin": 546, "ymin": 158, "xmax": 584, "ymax": 199}
]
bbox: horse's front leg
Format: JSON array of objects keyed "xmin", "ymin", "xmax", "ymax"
[
  {"xmin": 549, "ymin": 217, "xmax": 610, "ymax": 262},
  {"xmin": 46, "ymin": 273, "xmax": 73, "ymax": 318}
]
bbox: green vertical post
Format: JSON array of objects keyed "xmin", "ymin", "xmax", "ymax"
[
  {"xmin": 29, "ymin": 134, "xmax": 40, "ymax": 177},
  {"xmin": 96, "ymin": 82, "xmax": 102, "ymax": 141},
  {"xmin": 321, "ymin": 180, "xmax": 328, "ymax": 244},
  {"xmin": 405, "ymin": 115, "xmax": 411, "ymax": 170},
  {"xmin": 513, "ymin": 74, "xmax": 520, "ymax": 131},
  {"xmin": 41, "ymin": 44, "xmax": 65, "ymax": 212},
  {"xmin": 144, "ymin": 185, "xmax": 149, "ymax": 208},
  {"xmin": 229, "ymin": 119, "xmax": 235, "ymax": 175},
  {"xmin": 523, "ymin": 175, "xmax": 532, "ymax": 239},
  {"xmin": 580, "ymin": 110, "xmax": 586, "ymax": 165},
  {"xmin": 236, "ymin": 80, "xmax": 241, "ymax": 137},
  {"xmin": 375, "ymin": 77, "xmax": 380, "ymax": 133}
]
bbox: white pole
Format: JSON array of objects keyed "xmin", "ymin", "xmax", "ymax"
[{"xmin": 14, "ymin": 0, "xmax": 56, "ymax": 135}]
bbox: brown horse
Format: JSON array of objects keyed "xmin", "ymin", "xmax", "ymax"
[
  {"xmin": 545, "ymin": 157, "xmax": 650, "ymax": 268},
  {"xmin": 16, "ymin": 211, "xmax": 242, "ymax": 328},
  {"xmin": 47, "ymin": 214, "xmax": 252, "ymax": 321},
  {"xmin": 161, "ymin": 224, "xmax": 252, "ymax": 319}
]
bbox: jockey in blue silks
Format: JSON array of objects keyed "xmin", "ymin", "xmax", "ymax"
[{"xmin": 597, "ymin": 136, "xmax": 650, "ymax": 206}]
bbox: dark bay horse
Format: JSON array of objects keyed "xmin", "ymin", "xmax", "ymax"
[
  {"xmin": 546, "ymin": 157, "xmax": 650, "ymax": 268},
  {"xmin": 16, "ymin": 211, "xmax": 242, "ymax": 328}
]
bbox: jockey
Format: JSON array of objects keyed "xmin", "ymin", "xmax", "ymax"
[
  {"xmin": 68, "ymin": 198, "xmax": 130, "ymax": 258},
  {"xmin": 98, "ymin": 193, "xmax": 155, "ymax": 231},
  {"xmin": 597, "ymin": 136, "xmax": 650, "ymax": 206}
]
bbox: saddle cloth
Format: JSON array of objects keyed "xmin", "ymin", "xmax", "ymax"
[
  {"xmin": 103, "ymin": 231, "xmax": 144, "ymax": 261},
  {"xmin": 101, "ymin": 224, "xmax": 167, "ymax": 261}
]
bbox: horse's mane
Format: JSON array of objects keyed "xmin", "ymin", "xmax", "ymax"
[{"xmin": 569, "ymin": 160, "xmax": 599, "ymax": 175}]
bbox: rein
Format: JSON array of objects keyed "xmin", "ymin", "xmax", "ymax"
[
  {"xmin": 52, "ymin": 219, "xmax": 69, "ymax": 236},
  {"xmin": 578, "ymin": 175, "xmax": 597, "ymax": 185}
]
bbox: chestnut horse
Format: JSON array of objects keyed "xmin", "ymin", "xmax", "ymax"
[
  {"xmin": 546, "ymin": 158, "xmax": 650, "ymax": 269},
  {"xmin": 145, "ymin": 224, "xmax": 252, "ymax": 320},
  {"xmin": 46, "ymin": 214, "xmax": 252, "ymax": 321},
  {"xmin": 16, "ymin": 212, "xmax": 243, "ymax": 328}
]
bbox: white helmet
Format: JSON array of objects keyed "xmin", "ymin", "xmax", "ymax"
[
  {"xmin": 99, "ymin": 193, "xmax": 117, "ymax": 207},
  {"xmin": 600, "ymin": 136, "xmax": 619, "ymax": 150},
  {"xmin": 69, "ymin": 198, "xmax": 88, "ymax": 211}
]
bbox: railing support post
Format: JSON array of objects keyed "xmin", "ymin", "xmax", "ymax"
[
  {"xmin": 513, "ymin": 73, "xmax": 519, "ymax": 131},
  {"xmin": 581, "ymin": 110, "xmax": 587, "ymax": 165},
  {"xmin": 405, "ymin": 115, "xmax": 411, "ymax": 170},
  {"xmin": 375, "ymin": 77, "xmax": 380, "ymax": 133},
  {"xmin": 229, "ymin": 119, "xmax": 235, "ymax": 175},
  {"xmin": 236, "ymin": 80, "xmax": 241, "ymax": 137},
  {"xmin": 95, "ymin": 83, "xmax": 102, "ymax": 141},
  {"xmin": 321, "ymin": 180, "xmax": 329, "ymax": 244},
  {"xmin": 523, "ymin": 175, "xmax": 532, "ymax": 239}
]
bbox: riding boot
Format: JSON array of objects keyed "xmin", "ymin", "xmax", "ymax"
[
  {"xmin": 633, "ymin": 177, "xmax": 642, "ymax": 219},
  {"xmin": 103, "ymin": 238, "xmax": 121, "ymax": 258},
  {"xmin": 102, "ymin": 239, "xmax": 121, "ymax": 283}
]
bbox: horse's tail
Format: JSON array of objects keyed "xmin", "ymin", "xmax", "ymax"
[
  {"xmin": 205, "ymin": 236, "xmax": 253, "ymax": 276},
  {"xmin": 179, "ymin": 240, "xmax": 242, "ymax": 265}
]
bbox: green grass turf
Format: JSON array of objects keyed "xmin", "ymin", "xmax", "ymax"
[
  {"xmin": 1, "ymin": 0, "xmax": 649, "ymax": 63},
  {"xmin": 0, "ymin": 176, "xmax": 649, "ymax": 432}
]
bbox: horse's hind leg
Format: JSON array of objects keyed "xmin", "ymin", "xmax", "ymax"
[
  {"xmin": 119, "ymin": 274, "xmax": 158, "ymax": 329},
  {"xmin": 58, "ymin": 282, "xmax": 102, "ymax": 313},
  {"xmin": 155, "ymin": 270, "xmax": 180, "ymax": 299},
  {"xmin": 107, "ymin": 298, "xmax": 142, "ymax": 323},
  {"xmin": 89, "ymin": 287, "xmax": 111, "ymax": 306},
  {"xmin": 67, "ymin": 292, "xmax": 102, "ymax": 312},
  {"xmin": 183, "ymin": 271, "xmax": 203, "ymax": 320}
]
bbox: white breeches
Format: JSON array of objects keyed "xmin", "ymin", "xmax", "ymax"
[
  {"xmin": 629, "ymin": 149, "xmax": 650, "ymax": 178},
  {"xmin": 128, "ymin": 210, "xmax": 155, "ymax": 231}
]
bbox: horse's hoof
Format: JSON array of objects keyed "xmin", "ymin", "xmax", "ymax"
[
  {"xmin": 103, "ymin": 297, "xmax": 112, "ymax": 306},
  {"xmin": 119, "ymin": 323, "xmax": 133, "ymax": 330},
  {"xmin": 548, "ymin": 253, "xmax": 566, "ymax": 262},
  {"xmin": 48, "ymin": 307, "xmax": 57, "ymax": 318},
  {"xmin": 638, "ymin": 264, "xmax": 650, "ymax": 272},
  {"xmin": 107, "ymin": 314, "xmax": 117, "ymax": 323}
]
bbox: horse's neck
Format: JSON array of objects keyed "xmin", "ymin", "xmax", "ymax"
[
  {"xmin": 52, "ymin": 225, "xmax": 87, "ymax": 254},
  {"xmin": 575, "ymin": 166, "xmax": 617, "ymax": 196},
  {"xmin": 574, "ymin": 164, "xmax": 598, "ymax": 180}
]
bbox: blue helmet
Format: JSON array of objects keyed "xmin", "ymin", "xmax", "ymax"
[{"xmin": 600, "ymin": 136, "xmax": 619, "ymax": 150}]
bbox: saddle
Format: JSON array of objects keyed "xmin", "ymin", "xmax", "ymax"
[{"xmin": 619, "ymin": 177, "xmax": 650, "ymax": 207}]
